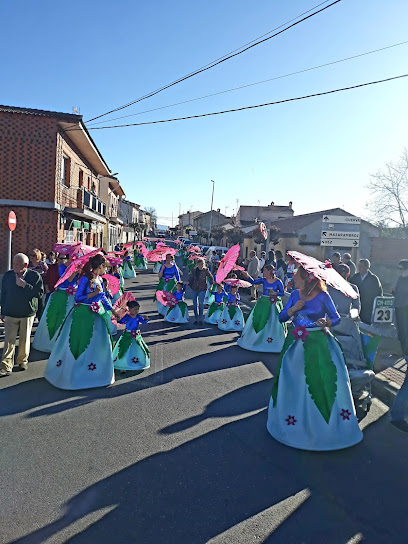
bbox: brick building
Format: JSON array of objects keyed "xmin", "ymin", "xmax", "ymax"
[{"xmin": 0, "ymin": 105, "xmax": 123, "ymax": 271}]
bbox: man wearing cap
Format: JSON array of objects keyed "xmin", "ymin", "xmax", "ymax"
[{"xmin": 0, "ymin": 253, "xmax": 44, "ymax": 377}]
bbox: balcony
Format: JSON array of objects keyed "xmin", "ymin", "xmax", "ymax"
[{"xmin": 64, "ymin": 187, "xmax": 107, "ymax": 223}]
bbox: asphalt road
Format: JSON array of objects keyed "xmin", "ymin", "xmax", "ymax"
[{"xmin": 0, "ymin": 265, "xmax": 407, "ymax": 544}]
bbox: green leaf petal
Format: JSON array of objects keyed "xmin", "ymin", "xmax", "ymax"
[
  {"xmin": 304, "ymin": 331, "xmax": 338, "ymax": 424},
  {"xmin": 136, "ymin": 334, "xmax": 150, "ymax": 357},
  {"xmin": 271, "ymin": 329, "xmax": 295, "ymax": 406},
  {"xmin": 69, "ymin": 305, "xmax": 96, "ymax": 359},
  {"xmin": 252, "ymin": 296, "xmax": 271, "ymax": 334},
  {"xmin": 118, "ymin": 331, "xmax": 132, "ymax": 359},
  {"xmin": 207, "ymin": 302, "xmax": 219, "ymax": 318},
  {"xmin": 228, "ymin": 304, "xmax": 237, "ymax": 320},
  {"xmin": 46, "ymin": 289, "xmax": 69, "ymax": 340},
  {"xmin": 179, "ymin": 301, "xmax": 187, "ymax": 317}
]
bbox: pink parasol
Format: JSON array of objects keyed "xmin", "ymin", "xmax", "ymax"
[
  {"xmin": 156, "ymin": 242, "xmax": 167, "ymax": 248},
  {"xmin": 232, "ymin": 265, "xmax": 245, "ymax": 271},
  {"xmin": 112, "ymin": 291, "xmax": 136, "ymax": 327},
  {"xmin": 216, "ymin": 244, "xmax": 240, "ymax": 284},
  {"xmin": 123, "ymin": 242, "xmax": 133, "ymax": 248},
  {"xmin": 54, "ymin": 248, "xmax": 103, "ymax": 288},
  {"xmin": 102, "ymin": 274, "xmax": 120, "ymax": 295},
  {"xmin": 156, "ymin": 290, "xmax": 177, "ymax": 307},
  {"xmin": 189, "ymin": 255, "xmax": 204, "ymax": 261},
  {"xmin": 107, "ymin": 256, "xmax": 123, "ymax": 267},
  {"xmin": 287, "ymin": 251, "xmax": 358, "ymax": 299},
  {"xmin": 224, "ymin": 278, "xmax": 252, "ymax": 288},
  {"xmin": 147, "ymin": 247, "xmax": 177, "ymax": 262},
  {"xmin": 54, "ymin": 242, "xmax": 96, "ymax": 258},
  {"xmin": 136, "ymin": 243, "xmax": 149, "ymax": 257},
  {"xmin": 115, "ymin": 250, "xmax": 127, "ymax": 256},
  {"xmin": 187, "ymin": 245, "xmax": 201, "ymax": 252}
]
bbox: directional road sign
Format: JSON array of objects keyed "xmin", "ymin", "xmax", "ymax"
[
  {"xmin": 320, "ymin": 239, "xmax": 359, "ymax": 247},
  {"xmin": 322, "ymin": 215, "xmax": 361, "ymax": 224},
  {"xmin": 321, "ymin": 230, "xmax": 360, "ymax": 239}
]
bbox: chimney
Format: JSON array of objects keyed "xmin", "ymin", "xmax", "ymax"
[
  {"xmin": 217, "ymin": 208, "xmax": 220, "ymax": 213},
  {"xmin": 289, "ymin": 201, "xmax": 293, "ymax": 207},
  {"xmin": 270, "ymin": 201, "xmax": 274, "ymax": 206}
]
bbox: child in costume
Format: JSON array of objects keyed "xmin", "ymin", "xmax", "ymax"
[
  {"xmin": 113, "ymin": 300, "xmax": 150, "ymax": 371},
  {"xmin": 123, "ymin": 251, "xmax": 136, "ymax": 279},
  {"xmin": 45, "ymin": 254, "xmax": 118, "ymax": 390},
  {"xmin": 267, "ymin": 265, "xmax": 363, "ymax": 451},
  {"xmin": 134, "ymin": 249, "xmax": 148, "ymax": 270},
  {"xmin": 155, "ymin": 254, "xmax": 180, "ymax": 316},
  {"xmin": 111, "ymin": 264, "xmax": 124, "ymax": 304},
  {"xmin": 205, "ymin": 283, "xmax": 227, "ymax": 324},
  {"xmin": 218, "ymin": 285, "xmax": 245, "ymax": 332},
  {"xmin": 32, "ymin": 254, "xmax": 78, "ymax": 353},
  {"xmin": 102, "ymin": 277, "xmax": 118, "ymax": 336},
  {"xmin": 237, "ymin": 264, "xmax": 286, "ymax": 353},
  {"xmin": 164, "ymin": 282, "xmax": 189, "ymax": 324}
]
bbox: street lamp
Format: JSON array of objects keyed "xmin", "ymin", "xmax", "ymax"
[{"xmin": 208, "ymin": 180, "xmax": 215, "ymax": 241}]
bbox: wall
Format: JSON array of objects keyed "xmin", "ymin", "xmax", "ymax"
[{"xmin": 370, "ymin": 237, "xmax": 408, "ymax": 293}]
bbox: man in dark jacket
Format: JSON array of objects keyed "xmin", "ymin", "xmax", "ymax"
[
  {"xmin": 0, "ymin": 253, "xmax": 44, "ymax": 376},
  {"xmin": 350, "ymin": 258, "xmax": 383, "ymax": 324}
]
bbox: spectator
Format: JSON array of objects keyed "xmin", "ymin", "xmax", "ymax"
[
  {"xmin": 342, "ymin": 253, "xmax": 356, "ymax": 277},
  {"xmin": 247, "ymin": 250, "xmax": 260, "ymax": 301},
  {"xmin": 266, "ymin": 250, "xmax": 277, "ymax": 268},
  {"xmin": 389, "ymin": 259, "xmax": 408, "ymax": 432},
  {"xmin": 328, "ymin": 264, "xmax": 360, "ymax": 317},
  {"xmin": 350, "ymin": 259, "xmax": 383, "ymax": 324},
  {"xmin": 188, "ymin": 258, "xmax": 214, "ymax": 324},
  {"xmin": 28, "ymin": 248, "xmax": 48, "ymax": 319},
  {"xmin": 275, "ymin": 250, "xmax": 286, "ymax": 283},
  {"xmin": 45, "ymin": 251, "xmax": 56, "ymax": 266},
  {"xmin": 331, "ymin": 252, "xmax": 342, "ymax": 272},
  {"xmin": 259, "ymin": 251, "xmax": 266, "ymax": 274},
  {"xmin": 0, "ymin": 253, "xmax": 44, "ymax": 376}
]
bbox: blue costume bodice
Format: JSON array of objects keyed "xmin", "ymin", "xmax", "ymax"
[
  {"xmin": 279, "ymin": 290, "xmax": 340, "ymax": 328},
  {"xmin": 174, "ymin": 289, "xmax": 185, "ymax": 302},
  {"xmin": 211, "ymin": 289, "xmax": 227, "ymax": 303},
  {"xmin": 227, "ymin": 292, "xmax": 240, "ymax": 304},
  {"xmin": 75, "ymin": 276, "xmax": 113, "ymax": 310},
  {"xmin": 58, "ymin": 264, "xmax": 78, "ymax": 289},
  {"xmin": 160, "ymin": 264, "xmax": 180, "ymax": 281},
  {"xmin": 248, "ymin": 276, "xmax": 284, "ymax": 296},
  {"xmin": 119, "ymin": 314, "xmax": 149, "ymax": 331}
]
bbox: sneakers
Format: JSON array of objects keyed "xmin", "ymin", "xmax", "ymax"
[
  {"xmin": 390, "ymin": 420, "xmax": 408, "ymax": 433},
  {"xmin": 0, "ymin": 369, "xmax": 11, "ymax": 377},
  {"xmin": 19, "ymin": 363, "xmax": 28, "ymax": 371}
]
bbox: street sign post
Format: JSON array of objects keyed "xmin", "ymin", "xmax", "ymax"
[
  {"xmin": 322, "ymin": 215, "xmax": 361, "ymax": 224},
  {"xmin": 321, "ymin": 230, "xmax": 360, "ymax": 239},
  {"xmin": 321, "ymin": 215, "xmax": 361, "ymax": 250},
  {"xmin": 320, "ymin": 239, "xmax": 359, "ymax": 247},
  {"xmin": 372, "ymin": 296, "xmax": 394, "ymax": 324},
  {"xmin": 7, "ymin": 211, "xmax": 17, "ymax": 270}
]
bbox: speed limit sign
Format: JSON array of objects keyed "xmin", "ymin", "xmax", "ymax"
[{"xmin": 372, "ymin": 296, "xmax": 394, "ymax": 324}]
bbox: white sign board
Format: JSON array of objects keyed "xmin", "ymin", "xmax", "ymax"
[
  {"xmin": 320, "ymin": 239, "xmax": 359, "ymax": 247},
  {"xmin": 322, "ymin": 215, "xmax": 361, "ymax": 224},
  {"xmin": 372, "ymin": 296, "xmax": 394, "ymax": 323},
  {"xmin": 321, "ymin": 230, "xmax": 360, "ymax": 239}
]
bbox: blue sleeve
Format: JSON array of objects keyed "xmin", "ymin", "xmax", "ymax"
[
  {"xmin": 323, "ymin": 292, "xmax": 341, "ymax": 327},
  {"xmin": 210, "ymin": 290, "xmax": 216, "ymax": 295},
  {"xmin": 139, "ymin": 316, "xmax": 149, "ymax": 325},
  {"xmin": 75, "ymin": 277, "xmax": 89, "ymax": 304},
  {"xmin": 246, "ymin": 276, "xmax": 263, "ymax": 286},
  {"xmin": 100, "ymin": 293, "xmax": 113, "ymax": 311},
  {"xmin": 279, "ymin": 291, "xmax": 299, "ymax": 323},
  {"xmin": 236, "ymin": 292, "xmax": 240, "ymax": 301},
  {"xmin": 119, "ymin": 314, "xmax": 130, "ymax": 325},
  {"xmin": 273, "ymin": 279, "xmax": 285, "ymax": 296}
]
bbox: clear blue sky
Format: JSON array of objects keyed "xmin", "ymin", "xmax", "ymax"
[{"xmin": 2, "ymin": 0, "xmax": 408, "ymax": 225}]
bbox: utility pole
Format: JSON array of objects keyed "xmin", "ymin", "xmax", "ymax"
[{"xmin": 208, "ymin": 180, "xmax": 215, "ymax": 241}]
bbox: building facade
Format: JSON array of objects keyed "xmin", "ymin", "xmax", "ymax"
[{"xmin": 0, "ymin": 105, "xmax": 121, "ymax": 270}]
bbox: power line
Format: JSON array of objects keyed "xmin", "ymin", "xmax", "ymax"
[
  {"xmin": 87, "ymin": 39, "xmax": 408, "ymax": 127},
  {"xmin": 85, "ymin": 0, "xmax": 341, "ymax": 123},
  {"xmin": 80, "ymin": 73, "xmax": 408, "ymax": 130}
]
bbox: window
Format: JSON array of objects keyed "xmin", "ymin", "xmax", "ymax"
[
  {"xmin": 62, "ymin": 155, "xmax": 71, "ymax": 187},
  {"xmin": 79, "ymin": 170, "xmax": 83, "ymax": 187}
]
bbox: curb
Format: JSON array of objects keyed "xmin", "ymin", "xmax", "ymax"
[{"xmin": 371, "ymin": 374, "xmax": 398, "ymax": 408}]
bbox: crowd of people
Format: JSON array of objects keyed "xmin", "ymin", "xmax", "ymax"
[{"xmin": 1, "ymin": 241, "xmax": 408, "ymax": 449}]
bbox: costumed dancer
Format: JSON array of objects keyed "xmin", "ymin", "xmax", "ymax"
[
  {"xmin": 155, "ymin": 254, "xmax": 180, "ymax": 316},
  {"xmin": 45, "ymin": 254, "xmax": 117, "ymax": 390},
  {"xmin": 102, "ymin": 277, "xmax": 118, "ymax": 336},
  {"xmin": 237, "ymin": 264, "xmax": 286, "ymax": 353},
  {"xmin": 134, "ymin": 249, "xmax": 148, "ymax": 270},
  {"xmin": 111, "ymin": 264, "xmax": 124, "ymax": 304},
  {"xmin": 203, "ymin": 270, "xmax": 216, "ymax": 306},
  {"xmin": 153, "ymin": 260, "xmax": 162, "ymax": 274},
  {"xmin": 204, "ymin": 283, "xmax": 227, "ymax": 324},
  {"xmin": 267, "ymin": 265, "xmax": 363, "ymax": 451},
  {"xmin": 113, "ymin": 300, "xmax": 150, "ymax": 371},
  {"xmin": 218, "ymin": 286, "xmax": 245, "ymax": 332},
  {"xmin": 164, "ymin": 282, "xmax": 189, "ymax": 324},
  {"xmin": 123, "ymin": 251, "xmax": 136, "ymax": 279},
  {"xmin": 32, "ymin": 254, "xmax": 78, "ymax": 353}
]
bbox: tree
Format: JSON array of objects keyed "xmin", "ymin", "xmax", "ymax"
[
  {"xmin": 269, "ymin": 225, "xmax": 280, "ymax": 245},
  {"xmin": 226, "ymin": 227, "xmax": 245, "ymax": 245},
  {"xmin": 366, "ymin": 149, "xmax": 408, "ymax": 234},
  {"xmin": 211, "ymin": 226, "xmax": 225, "ymax": 244},
  {"xmin": 144, "ymin": 206, "xmax": 158, "ymax": 222}
]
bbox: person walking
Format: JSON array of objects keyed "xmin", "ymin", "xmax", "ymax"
[
  {"xmin": 247, "ymin": 250, "xmax": 260, "ymax": 301},
  {"xmin": 342, "ymin": 253, "xmax": 356, "ymax": 277},
  {"xmin": 0, "ymin": 253, "xmax": 44, "ymax": 376},
  {"xmin": 188, "ymin": 258, "xmax": 214, "ymax": 324},
  {"xmin": 28, "ymin": 248, "xmax": 48, "ymax": 319},
  {"xmin": 350, "ymin": 259, "xmax": 383, "ymax": 324},
  {"xmin": 331, "ymin": 252, "xmax": 342, "ymax": 272},
  {"xmin": 389, "ymin": 259, "xmax": 408, "ymax": 432}
]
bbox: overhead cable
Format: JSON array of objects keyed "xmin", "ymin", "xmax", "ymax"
[
  {"xmin": 87, "ymin": 39, "xmax": 408, "ymax": 127},
  {"xmin": 85, "ymin": 0, "xmax": 341, "ymax": 123}
]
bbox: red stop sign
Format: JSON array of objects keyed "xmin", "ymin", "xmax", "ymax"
[{"xmin": 8, "ymin": 211, "xmax": 17, "ymax": 231}]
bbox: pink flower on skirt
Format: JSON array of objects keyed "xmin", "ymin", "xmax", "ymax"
[
  {"xmin": 291, "ymin": 325, "xmax": 309, "ymax": 342},
  {"xmin": 130, "ymin": 329, "xmax": 140, "ymax": 338},
  {"xmin": 90, "ymin": 302, "xmax": 100, "ymax": 313}
]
